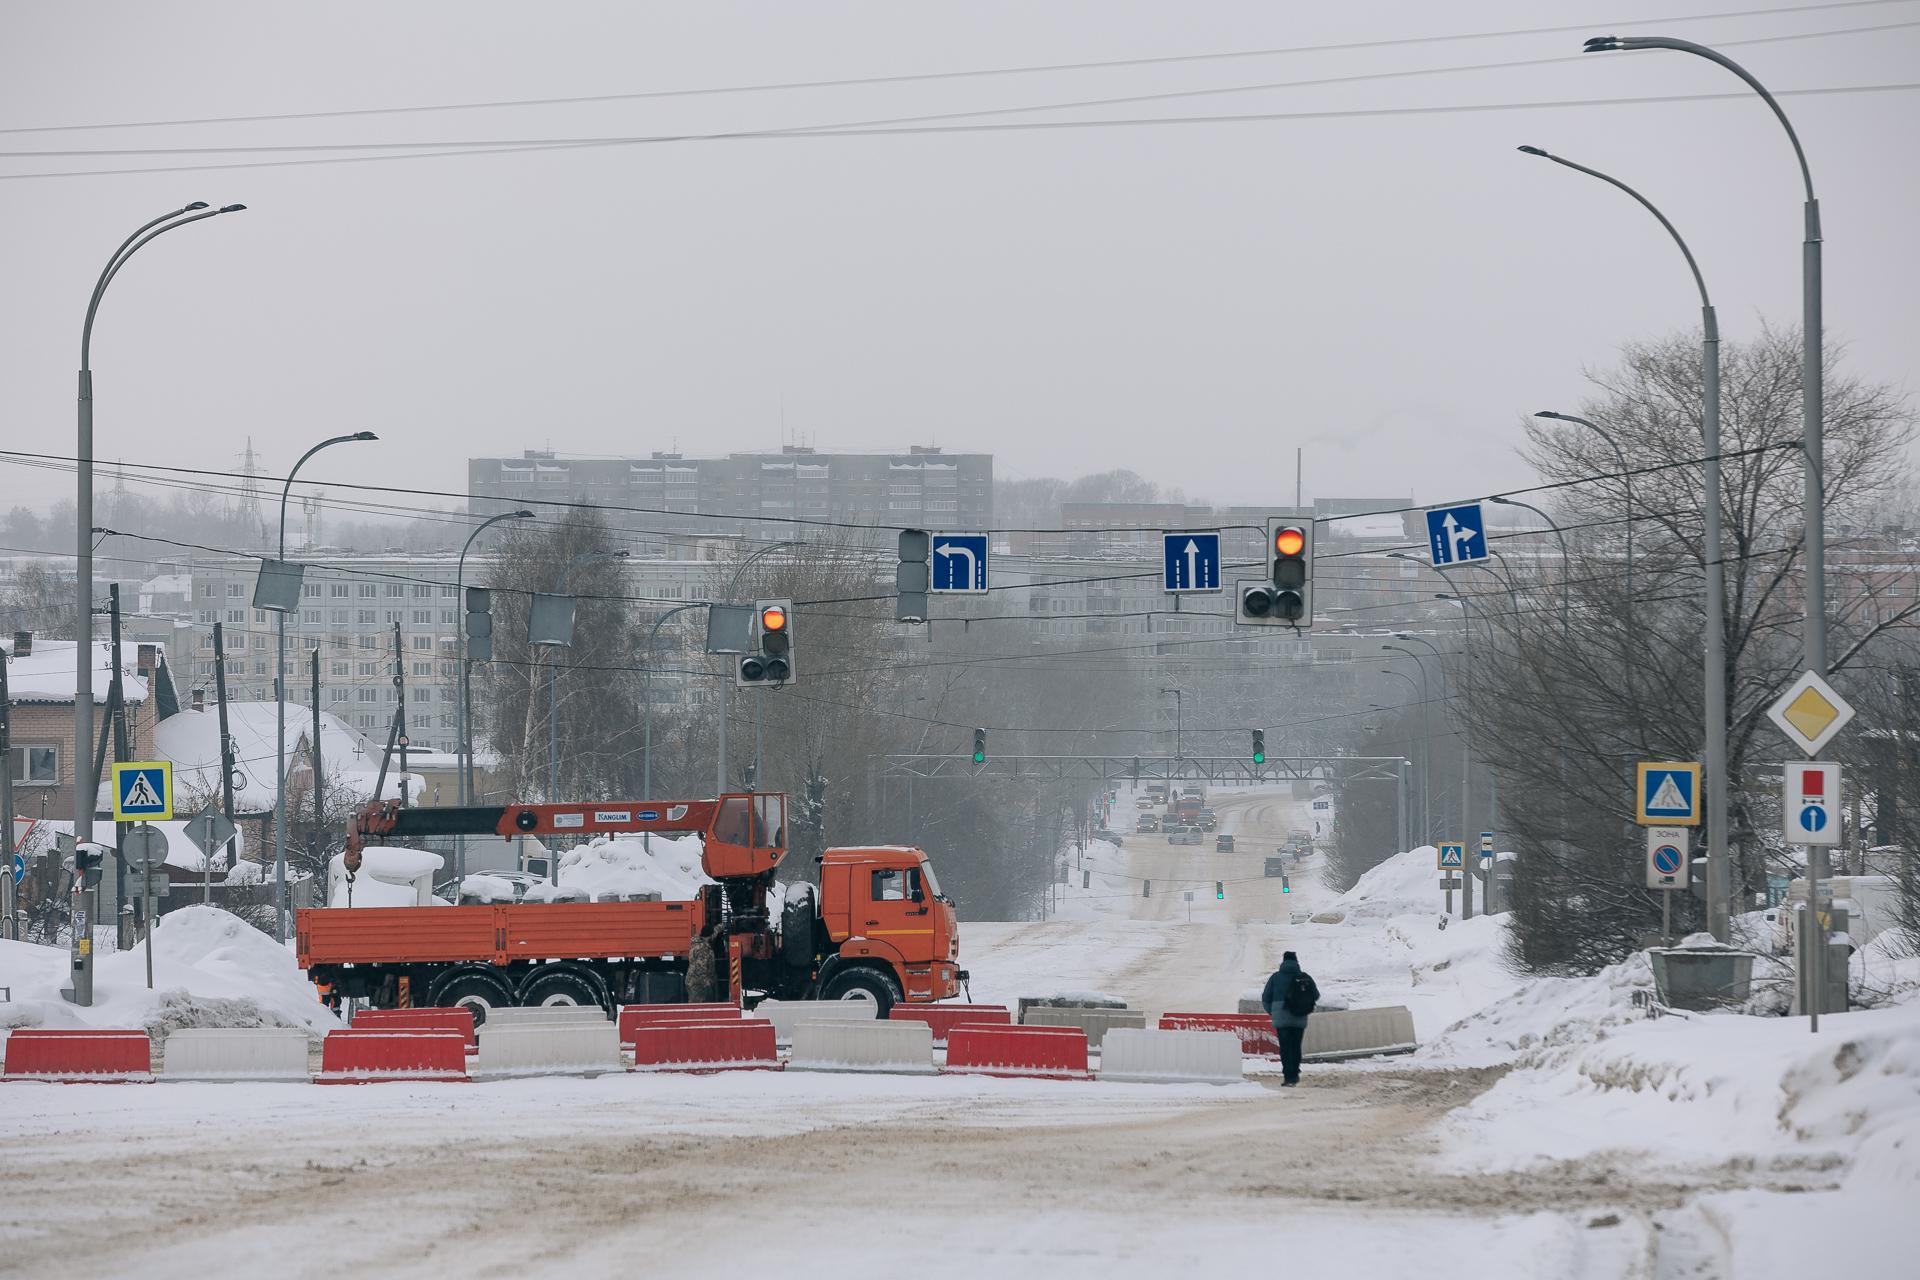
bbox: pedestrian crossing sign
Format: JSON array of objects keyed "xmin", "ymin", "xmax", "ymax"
[
  {"xmin": 112, "ymin": 761, "xmax": 173, "ymax": 822},
  {"xmin": 1436, "ymin": 841, "xmax": 1465, "ymax": 870},
  {"xmin": 1635, "ymin": 761, "xmax": 1700, "ymax": 827}
]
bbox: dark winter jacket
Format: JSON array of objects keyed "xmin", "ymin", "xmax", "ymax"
[{"xmin": 1262, "ymin": 960, "xmax": 1319, "ymax": 1030}]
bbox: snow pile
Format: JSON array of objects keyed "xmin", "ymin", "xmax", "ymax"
[
  {"xmin": 329, "ymin": 846, "xmax": 444, "ymax": 907},
  {"xmin": 0, "ymin": 905, "xmax": 339, "ymax": 1045},
  {"xmin": 1421, "ymin": 951, "xmax": 1653, "ymax": 1068},
  {"xmin": 550, "ymin": 832, "xmax": 712, "ymax": 901},
  {"xmin": 1321, "ymin": 843, "xmax": 1455, "ymax": 923}
]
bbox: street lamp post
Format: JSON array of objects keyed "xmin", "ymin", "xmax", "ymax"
[
  {"xmin": 1520, "ymin": 142, "xmax": 1732, "ymax": 944},
  {"xmin": 456, "ymin": 508, "xmax": 534, "ymax": 884},
  {"xmin": 1378, "ymin": 668, "xmax": 1427, "ymax": 843},
  {"xmin": 642, "ymin": 603, "xmax": 706, "ymax": 804},
  {"xmin": 75, "ymin": 202, "xmax": 245, "ymax": 848},
  {"xmin": 1582, "ymin": 34, "xmax": 1824, "ymax": 680},
  {"xmin": 273, "ymin": 431, "xmax": 376, "ymax": 940},
  {"xmin": 1490, "ymin": 497, "xmax": 1570, "ymax": 640},
  {"xmin": 1533, "ymin": 409, "xmax": 1632, "ymax": 626}
]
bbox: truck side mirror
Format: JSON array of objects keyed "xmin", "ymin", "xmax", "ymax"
[{"xmin": 911, "ymin": 886, "xmax": 925, "ymax": 904}]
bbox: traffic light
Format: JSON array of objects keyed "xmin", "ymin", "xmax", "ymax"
[
  {"xmin": 897, "ymin": 529, "xmax": 930, "ymax": 623},
  {"xmin": 1282, "ymin": 875, "xmax": 1292, "ymax": 894},
  {"xmin": 1237, "ymin": 518, "xmax": 1313, "ymax": 629},
  {"xmin": 972, "ymin": 727, "xmax": 987, "ymax": 767},
  {"xmin": 1251, "ymin": 729, "xmax": 1265, "ymax": 765},
  {"xmin": 1214, "ymin": 880, "xmax": 1225, "ymax": 900},
  {"xmin": 73, "ymin": 844, "xmax": 105, "ymax": 890},
  {"xmin": 464, "ymin": 587, "xmax": 492, "ymax": 663},
  {"xmin": 737, "ymin": 599, "xmax": 795, "ymax": 686}
]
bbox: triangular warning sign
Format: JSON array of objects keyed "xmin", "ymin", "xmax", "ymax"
[
  {"xmin": 1648, "ymin": 774, "xmax": 1687, "ymax": 812},
  {"xmin": 126, "ymin": 773, "xmax": 159, "ymax": 807}
]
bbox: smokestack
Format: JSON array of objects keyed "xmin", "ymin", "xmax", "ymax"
[
  {"xmin": 137, "ymin": 643, "xmax": 157, "ymax": 675},
  {"xmin": 190, "ymin": 687, "xmax": 206, "ymax": 712},
  {"xmin": 11, "ymin": 630, "xmax": 28, "ymax": 657}
]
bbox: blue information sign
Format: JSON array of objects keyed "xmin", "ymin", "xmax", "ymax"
[
  {"xmin": 1162, "ymin": 532, "xmax": 1222, "ymax": 593},
  {"xmin": 1425, "ymin": 503, "xmax": 1489, "ymax": 567},
  {"xmin": 930, "ymin": 534, "xmax": 989, "ymax": 593}
]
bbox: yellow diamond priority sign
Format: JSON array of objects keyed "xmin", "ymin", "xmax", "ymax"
[{"xmin": 1766, "ymin": 670, "xmax": 1855, "ymax": 758}]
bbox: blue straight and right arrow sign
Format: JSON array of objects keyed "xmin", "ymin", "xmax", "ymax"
[{"xmin": 1425, "ymin": 502, "xmax": 1489, "ymax": 567}]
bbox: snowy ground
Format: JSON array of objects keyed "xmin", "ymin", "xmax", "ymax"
[{"xmin": 2, "ymin": 785, "xmax": 1916, "ymax": 1276}]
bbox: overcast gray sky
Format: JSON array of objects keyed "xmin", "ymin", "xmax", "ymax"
[{"xmin": 2, "ymin": 1, "xmax": 1914, "ymax": 522}]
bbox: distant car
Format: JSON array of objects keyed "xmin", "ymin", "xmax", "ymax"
[
  {"xmin": 1216, "ymin": 834, "xmax": 1235, "ymax": 852},
  {"xmin": 1136, "ymin": 815, "xmax": 1159, "ymax": 832},
  {"xmin": 1264, "ymin": 856, "xmax": 1286, "ymax": 878},
  {"xmin": 1169, "ymin": 830, "xmax": 1204, "ymax": 846},
  {"xmin": 1196, "ymin": 810, "xmax": 1217, "ymax": 831},
  {"xmin": 1136, "ymin": 798, "xmax": 1155, "ymax": 810}
]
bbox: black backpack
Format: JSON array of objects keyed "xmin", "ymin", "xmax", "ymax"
[{"xmin": 1282, "ymin": 971, "xmax": 1318, "ymax": 1017}]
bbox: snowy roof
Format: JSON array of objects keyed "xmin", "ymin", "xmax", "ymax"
[
  {"xmin": 140, "ymin": 574, "xmax": 192, "ymax": 596},
  {"xmin": 4, "ymin": 639, "xmax": 152, "ymax": 705},
  {"xmin": 152, "ymin": 701, "xmax": 419, "ymax": 813}
]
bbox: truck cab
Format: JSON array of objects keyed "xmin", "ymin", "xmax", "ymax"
[{"xmin": 817, "ymin": 846, "xmax": 962, "ymax": 1008}]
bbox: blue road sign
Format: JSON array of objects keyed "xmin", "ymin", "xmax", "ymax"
[
  {"xmin": 11, "ymin": 853, "xmax": 22, "ymax": 886},
  {"xmin": 1425, "ymin": 503, "xmax": 1489, "ymax": 567},
  {"xmin": 1437, "ymin": 842, "xmax": 1465, "ymax": 869},
  {"xmin": 1652, "ymin": 843, "xmax": 1683, "ymax": 875},
  {"xmin": 931, "ymin": 534, "xmax": 989, "ymax": 593},
  {"xmin": 1797, "ymin": 805, "xmax": 1829, "ymax": 835},
  {"xmin": 111, "ymin": 761, "xmax": 172, "ymax": 822},
  {"xmin": 1162, "ymin": 532, "xmax": 1222, "ymax": 593},
  {"xmin": 1641, "ymin": 767, "xmax": 1697, "ymax": 822}
]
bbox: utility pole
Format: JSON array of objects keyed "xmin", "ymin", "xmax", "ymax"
[
  {"xmin": 0, "ymin": 650, "xmax": 15, "ymax": 941},
  {"xmin": 392, "ymin": 622, "xmax": 409, "ymax": 807},
  {"xmin": 311, "ymin": 648, "xmax": 325, "ymax": 865},
  {"xmin": 212, "ymin": 622, "xmax": 237, "ymax": 869},
  {"xmin": 108, "ymin": 584, "xmax": 130, "ymax": 950}
]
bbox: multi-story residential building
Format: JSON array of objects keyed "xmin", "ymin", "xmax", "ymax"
[{"xmin": 468, "ymin": 445, "xmax": 992, "ymax": 547}]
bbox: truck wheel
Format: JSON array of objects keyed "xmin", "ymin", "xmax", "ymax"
[
  {"xmin": 781, "ymin": 884, "xmax": 818, "ymax": 970},
  {"xmin": 518, "ymin": 966, "xmax": 607, "ymax": 1009},
  {"xmin": 427, "ymin": 968, "xmax": 515, "ymax": 1026},
  {"xmin": 819, "ymin": 966, "xmax": 901, "ymax": 1017}
]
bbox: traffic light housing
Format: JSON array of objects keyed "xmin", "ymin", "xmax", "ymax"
[
  {"xmin": 971, "ymin": 727, "xmax": 987, "ymax": 767},
  {"xmin": 1214, "ymin": 880, "xmax": 1225, "ymax": 900},
  {"xmin": 464, "ymin": 586, "xmax": 492, "ymax": 663},
  {"xmin": 1281, "ymin": 875, "xmax": 1291, "ymax": 894},
  {"xmin": 1251, "ymin": 729, "xmax": 1265, "ymax": 764},
  {"xmin": 737, "ymin": 599, "xmax": 795, "ymax": 686},
  {"xmin": 1143, "ymin": 880, "xmax": 1151, "ymax": 898},
  {"xmin": 1237, "ymin": 518, "xmax": 1313, "ymax": 629},
  {"xmin": 73, "ymin": 844, "xmax": 105, "ymax": 890},
  {"xmin": 896, "ymin": 529, "xmax": 930, "ymax": 623}
]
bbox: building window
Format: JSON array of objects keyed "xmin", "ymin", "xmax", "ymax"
[
  {"xmin": 331, "ymin": 609, "xmax": 349, "ymax": 624},
  {"xmin": 251, "ymin": 635, "xmax": 267, "ymax": 651},
  {"xmin": 358, "ymin": 584, "xmax": 377, "ymax": 598},
  {"xmin": 357, "ymin": 610, "xmax": 375, "ymax": 624},
  {"xmin": 330, "ymin": 584, "xmax": 350, "ymax": 598},
  {"xmin": 413, "ymin": 661, "xmax": 432, "ymax": 677},
  {"xmin": 253, "ymin": 660, "xmax": 268, "ymax": 675},
  {"xmin": 413, "ymin": 610, "xmax": 432, "ymax": 625},
  {"xmin": 227, "ymin": 583, "xmax": 244, "ymax": 598},
  {"xmin": 412, "ymin": 585, "xmax": 432, "ymax": 599},
  {"xmin": 303, "ymin": 610, "xmax": 321, "ymax": 624},
  {"xmin": 386, "ymin": 584, "xmax": 405, "ymax": 598},
  {"xmin": 357, "ymin": 688, "xmax": 377, "ymax": 703},
  {"xmin": 411, "ymin": 635, "xmax": 431, "ymax": 651},
  {"xmin": 226, "ymin": 610, "xmax": 245, "ymax": 624},
  {"xmin": 331, "ymin": 662, "xmax": 350, "ymax": 676},
  {"xmin": 303, "ymin": 584, "xmax": 321, "ymax": 598},
  {"xmin": 359, "ymin": 662, "xmax": 378, "ymax": 676},
  {"xmin": 8, "ymin": 745, "xmax": 57, "ymax": 786},
  {"xmin": 359, "ymin": 635, "xmax": 377, "ymax": 650},
  {"xmin": 440, "ymin": 610, "xmax": 457, "ymax": 625}
]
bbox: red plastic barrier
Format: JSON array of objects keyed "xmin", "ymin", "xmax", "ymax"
[
  {"xmin": 618, "ymin": 1003, "xmax": 741, "ymax": 1048},
  {"xmin": 943, "ymin": 1025, "xmax": 1090, "ymax": 1080},
  {"xmin": 316, "ymin": 1029, "xmax": 469, "ymax": 1083},
  {"xmin": 629, "ymin": 1020, "xmax": 778, "ymax": 1073},
  {"xmin": 889, "ymin": 1003, "xmax": 1011, "ymax": 1045},
  {"xmin": 1157, "ymin": 1013, "xmax": 1279, "ymax": 1057},
  {"xmin": 351, "ymin": 1007, "xmax": 477, "ymax": 1049},
  {"xmin": 2, "ymin": 1029, "xmax": 153, "ymax": 1082}
]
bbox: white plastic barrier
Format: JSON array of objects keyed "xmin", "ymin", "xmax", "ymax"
[
  {"xmin": 1302, "ymin": 1006, "xmax": 1418, "ymax": 1062},
  {"xmin": 1021, "ymin": 1005, "xmax": 1147, "ymax": 1049},
  {"xmin": 160, "ymin": 1028, "xmax": 312, "ymax": 1082},
  {"xmin": 474, "ymin": 1022, "xmax": 623, "ymax": 1078},
  {"xmin": 788, "ymin": 1020, "xmax": 935, "ymax": 1075},
  {"xmin": 750, "ymin": 999, "xmax": 876, "ymax": 1043},
  {"xmin": 1096, "ymin": 1028, "xmax": 1243, "ymax": 1085},
  {"xmin": 479, "ymin": 1006, "xmax": 609, "ymax": 1028}
]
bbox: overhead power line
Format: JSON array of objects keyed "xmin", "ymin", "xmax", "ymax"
[{"xmin": 4, "ymin": 0, "xmax": 1902, "ymax": 136}]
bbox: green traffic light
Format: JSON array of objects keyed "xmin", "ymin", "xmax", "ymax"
[
  {"xmin": 972, "ymin": 751, "xmax": 986, "ymax": 764},
  {"xmin": 1253, "ymin": 750, "xmax": 1265, "ymax": 764}
]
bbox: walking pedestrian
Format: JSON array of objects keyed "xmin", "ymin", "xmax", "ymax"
[{"xmin": 1260, "ymin": 950, "xmax": 1319, "ymax": 1086}]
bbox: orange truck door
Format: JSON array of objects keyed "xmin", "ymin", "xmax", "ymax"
[{"xmin": 865, "ymin": 863, "xmax": 936, "ymax": 962}]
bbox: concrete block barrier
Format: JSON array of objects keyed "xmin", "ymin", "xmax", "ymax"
[
  {"xmin": 479, "ymin": 1006, "xmax": 609, "ymax": 1028},
  {"xmin": 630, "ymin": 1021, "xmax": 780, "ymax": 1073},
  {"xmin": 2, "ymin": 1029, "xmax": 153, "ymax": 1082},
  {"xmin": 352, "ymin": 1007, "xmax": 477, "ymax": 1050},
  {"xmin": 618, "ymin": 1003, "xmax": 741, "ymax": 1048},
  {"xmin": 1157, "ymin": 1013, "xmax": 1280, "ymax": 1057},
  {"xmin": 160, "ymin": 1028, "xmax": 311, "ymax": 1081},
  {"xmin": 475, "ymin": 1022, "xmax": 624, "ymax": 1078},
  {"xmin": 790, "ymin": 1020, "xmax": 936, "ymax": 1074},
  {"xmin": 1096, "ymin": 1028, "xmax": 1243, "ymax": 1085},
  {"xmin": 749, "ymin": 999, "xmax": 876, "ymax": 1043},
  {"xmin": 1021, "ymin": 1005, "xmax": 1147, "ymax": 1049},
  {"xmin": 944, "ymin": 1025, "xmax": 1090, "ymax": 1081},
  {"xmin": 888, "ymin": 1003, "xmax": 1010, "ymax": 1046},
  {"xmin": 1302, "ymin": 1006, "xmax": 1418, "ymax": 1062},
  {"xmin": 316, "ymin": 1029, "xmax": 469, "ymax": 1083}
]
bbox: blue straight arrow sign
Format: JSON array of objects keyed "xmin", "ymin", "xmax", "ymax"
[{"xmin": 1162, "ymin": 531, "xmax": 1222, "ymax": 593}]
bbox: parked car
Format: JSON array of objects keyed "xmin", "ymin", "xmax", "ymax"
[
  {"xmin": 1216, "ymin": 834, "xmax": 1235, "ymax": 852},
  {"xmin": 1136, "ymin": 814, "xmax": 1159, "ymax": 832}
]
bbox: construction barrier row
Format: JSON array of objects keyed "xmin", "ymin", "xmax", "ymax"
[
  {"xmin": 1, "ymin": 1029, "xmax": 154, "ymax": 1082},
  {"xmin": 888, "ymin": 1003, "xmax": 1010, "ymax": 1046},
  {"xmin": 1299, "ymin": 1006, "xmax": 1418, "ymax": 1062},
  {"xmin": 1021, "ymin": 1005, "xmax": 1147, "ymax": 1049},
  {"xmin": 1158, "ymin": 1013, "xmax": 1280, "ymax": 1057},
  {"xmin": 630, "ymin": 1020, "xmax": 780, "ymax": 1073},
  {"xmin": 1097, "ymin": 1028, "xmax": 1243, "ymax": 1085},
  {"xmin": 749, "ymin": 999, "xmax": 876, "ymax": 1043},
  {"xmin": 478, "ymin": 1005, "xmax": 610, "ymax": 1028},
  {"xmin": 618, "ymin": 1002, "xmax": 742, "ymax": 1048},
  {"xmin": 352, "ymin": 1006, "xmax": 477, "ymax": 1049},
  {"xmin": 944, "ymin": 1025, "xmax": 1091, "ymax": 1081},
  {"xmin": 161, "ymin": 1028, "xmax": 310, "ymax": 1081},
  {"xmin": 790, "ymin": 1020, "xmax": 936, "ymax": 1074}
]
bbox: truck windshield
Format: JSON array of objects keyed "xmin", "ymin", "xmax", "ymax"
[{"xmin": 919, "ymin": 860, "xmax": 943, "ymax": 899}]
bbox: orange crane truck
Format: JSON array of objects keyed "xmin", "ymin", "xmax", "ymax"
[{"xmin": 295, "ymin": 791, "xmax": 963, "ymax": 1019}]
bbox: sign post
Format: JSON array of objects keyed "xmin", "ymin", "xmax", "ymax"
[
  {"xmin": 1645, "ymin": 827, "xmax": 1688, "ymax": 946},
  {"xmin": 1436, "ymin": 840, "xmax": 1464, "ymax": 914},
  {"xmin": 1766, "ymin": 673, "xmax": 1856, "ymax": 1034},
  {"xmin": 183, "ymin": 807, "xmax": 239, "ymax": 907},
  {"xmin": 123, "ymin": 823, "xmax": 169, "ymax": 990}
]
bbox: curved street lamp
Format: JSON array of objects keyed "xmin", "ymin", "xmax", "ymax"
[
  {"xmin": 454, "ymin": 508, "xmax": 534, "ymax": 883},
  {"xmin": 74, "ymin": 202, "xmax": 245, "ymax": 849}
]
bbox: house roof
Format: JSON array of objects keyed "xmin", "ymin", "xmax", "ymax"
[
  {"xmin": 152, "ymin": 701, "xmax": 420, "ymax": 813},
  {"xmin": 4, "ymin": 639, "xmax": 156, "ymax": 706}
]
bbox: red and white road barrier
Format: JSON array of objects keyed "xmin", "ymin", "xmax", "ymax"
[
  {"xmin": 1156, "ymin": 1013, "xmax": 1280, "ymax": 1057},
  {"xmin": 1, "ymin": 1029, "xmax": 153, "ymax": 1082},
  {"xmin": 629, "ymin": 1020, "xmax": 779, "ymax": 1073},
  {"xmin": 888, "ymin": 1003, "xmax": 1010, "ymax": 1046},
  {"xmin": 316, "ymin": 1029, "xmax": 469, "ymax": 1083},
  {"xmin": 351, "ymin": 1007, "xmax": 477, "ymax": 1050},
  {"xmin": 943, "ymin": 1025, "xmax": 1090, "ymax": 1081},
  {"xmin": 618, "ymin": 1002, "xmax": 741, "ymax": 1049}
]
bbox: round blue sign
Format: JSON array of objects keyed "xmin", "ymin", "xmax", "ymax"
[
  {"xmin": 1652, "ymin": 844, "xmax": 1683, "ymax": 874},
  {"xmin": 1799, "ymin": 805, "xmax": 1828, "ymax": 833}
]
